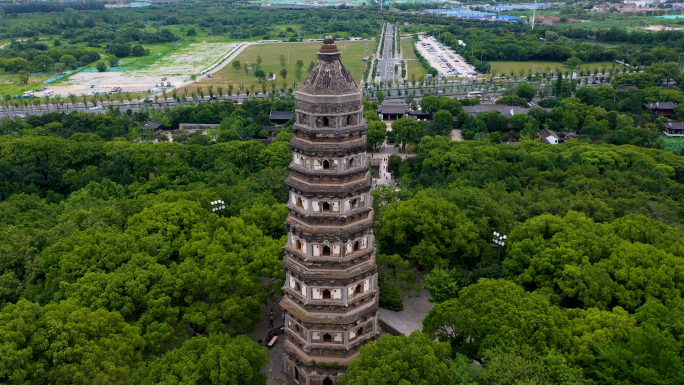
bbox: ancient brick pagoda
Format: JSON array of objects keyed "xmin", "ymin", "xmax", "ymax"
[{"xmin": 280, "ymin": 36, "xmax": 379, "ymax": 385}]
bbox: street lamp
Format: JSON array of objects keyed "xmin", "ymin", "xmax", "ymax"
[
  {"xmin": 211, "ymin": 200, "xmax": 226, "ymax": 213},
  {"xmin": 492, "ymin": 231, "xmax": 507, "ymax": 259}
]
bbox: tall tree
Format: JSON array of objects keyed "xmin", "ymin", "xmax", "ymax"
[
  {"xmin": 232, "ymin": 60, "xmax": 242, "ymax": 72},
  {"xmin": 0, "ymin": 299, "xmax": 145, "ymax": 384},
  {"xmin": 130, "ymin": 334, "xmax": 268, "ymax": 385},
  {"xmin": 338, "ymin": 333, "xmax": 454, "ymax": 385},
  {"xmin": 366, "ymin": 120, "xmax": 387, "ymax": 151},
  {"xmin": 376, "ymin": 193, "xmax": 480, "ymax": 268},
  {"xmin": 391, "ymin": 118, "xmax": 422, "ymax": 151},
  {"xmin": 423, "ymin": 279, "xmax": 571, "ymax": 361}
]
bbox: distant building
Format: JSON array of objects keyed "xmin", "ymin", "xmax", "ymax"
[
  {"xmin": 262, "ymin": 124, "xmax": 284, "ymax": 139},
  {"xmin": 537, "ymin": 129, "xmax": 578, "ymax": 144},
  {"xmin": 662, "ymin": 121, "xmax": 684, "ymax": 136},
  {"xmin": 543, "ymin": 16, "xmax": 562, "ymax": 25},
  {"xmin": 378, "ymin": 102, "xmax": 407, "ymax": 121},
  {"xmin": 423, "ymin": 8, "xmax": 522, "ymax": 22},
  {"xmin": 141, "ymin": 120, "xmax": 163, "ymax": 136},
  {"xmin": 485, "ymin": 3, "xmax": 552, "ymax": 11},
  {"xmin": 539, "ymin": 15, "xmax": 579, "ymax": 25},
  {"xmin": 644, "ymin": 102, "xmax": 677, "ymax": 117},
  {"xmin": 407, "ymin": 110, "xmax": 433, "ymax": 121},
  {"xmin": 269, "ymin": 110, "xmax": 294, "ymax": 124},
  {"xmin": 614, "ymin": 84, "xmax": 638, "ymax": 92},
  {"xmin": 538, "ymin": 128, "xmax": 559, "ymax": 144}
]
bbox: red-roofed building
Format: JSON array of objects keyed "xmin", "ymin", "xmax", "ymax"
[{"xmin": 543, "ymin": 16, "xmax": 561, "ymax": 25}]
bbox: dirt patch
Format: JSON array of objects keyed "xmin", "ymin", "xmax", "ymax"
[{"xmin": 46, "ymin": 42, "xmax": 236, "ymax": 96}]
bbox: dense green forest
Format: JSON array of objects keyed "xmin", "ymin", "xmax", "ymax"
[
  {"xmin": 2, "ymin": 101, "xmax": 684, "ymax": 382},
  {"xmin": 347, "ymin": 139, "xmax": 684, "ymax": 384},
  {"xmin": 1, "ymin": 3, "xmax": 684, "ymax": 384}
]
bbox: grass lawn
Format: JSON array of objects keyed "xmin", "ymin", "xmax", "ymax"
[
  {"xmin": 557, "ymin": 16, "xmax": 677, "ymax": 29},
  {"xmin": 490, "ymin": 61, "xmax": 617, "ymax": 77},
  {"xmin": 193, "ymin": 41, "xmax": 371, "ymax": 92},
  {"xmin": 0, "ymin": 72, "xmax": 55, "ymax": 95},
  {"xmin": 663, "ymin": 136, "xmax": 684, "ymax": 155},
  {"xmin": 400, "ymin": 37, "xmax": 417, "ymax": 60},
  {"xmin": 401, "ymin": 37, "xmax": 428, "ymax": 81}
]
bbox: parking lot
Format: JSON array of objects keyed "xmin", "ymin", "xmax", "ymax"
[{"xmin": 415, "ymin": 35, "xmax": 479, "ymax": 79}]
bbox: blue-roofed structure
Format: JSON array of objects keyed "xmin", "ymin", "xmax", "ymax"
[
  {"xmin": 485, "ymin": 3, "xmax": 552, "ymax": 11},
  {"xmin": 424, "ymin": 8, "xmax": 523, "ymax": 22}
]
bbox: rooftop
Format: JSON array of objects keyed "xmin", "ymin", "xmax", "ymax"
[
  {"xmin": 644, "ymin": 102, "xmax": 677, "ymax": 110},
  {"xmin": 270, "ymin": 111, "xmax": 294, "ymax": 120},
  {"xmin": 297, "ymin": 36, "xmax": 359, "ymax": 97}
]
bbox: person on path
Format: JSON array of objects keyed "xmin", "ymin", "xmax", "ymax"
[{"xmin": 269, "ymin": 309, "xmax": 274, "ymax": 328}]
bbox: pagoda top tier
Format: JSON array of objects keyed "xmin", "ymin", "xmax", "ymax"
[{"xmin": 297, "ymin": 36, "xmax": 359, "ymax": 97}]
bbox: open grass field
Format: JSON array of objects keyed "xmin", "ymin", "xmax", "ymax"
[
  {"xmin": 192, "ymin": 41, "xmax": 371, "ymax": 92},
  {"xmin": 401, "ymin": 37, "xmax": 417, "ymax": 60},
  {"xmin": 490, "ymin": 61, "xmax": 617, "ymax": 77},
  {"xmin": 401, "ymin": 37, "xmax": 428, "ymax": 80},
  {"xmin": 558, "ymin": 16, "xmax": 681, "ymax": 29},
  {"xmin": 503, "ymin": 10, "xmax": 672, "ymax": 29}
]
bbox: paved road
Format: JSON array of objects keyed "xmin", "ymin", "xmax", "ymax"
[{"xmin": 377, "ymin": 24, "xmax": 402, "ymax": 85}]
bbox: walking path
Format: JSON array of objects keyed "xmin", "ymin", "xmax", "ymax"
[
  {"xmin": 369, "ymin": 122, "xmax": 414, "ymax": 187},
  {"xmin": 377, "ymin": 288, "xmax": 434, "ymax": 335},
  {"xmin": 246, "ymin": 293, "xmax": 289, "ymax": 385}
]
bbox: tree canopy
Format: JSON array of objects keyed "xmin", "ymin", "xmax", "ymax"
[{"xmin": 339, "ymin": 333, "xmax": 454, "ymax": 385}]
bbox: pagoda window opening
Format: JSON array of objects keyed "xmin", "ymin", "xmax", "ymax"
[
  {"xmin": 321, "ymin": 202, "xmax": 331, "ymax": 212},
  {"xmin": 351, "ymin": 199, "xmax": 358, "ymax": 209},
  {"xmin": 322, "ymin": 245, "xmax": 331, "ymax": 256},
  {"xmin": 295, "ymin": 239, "xmax": 302, "ymax": 250},
  {"xmin": 323, "ymin": 160, "xmax": 330, "ymax": 170},
  {"xmin": 322, "ymin": 289, "xmax": 332, "ymax": 299},
  {"xmin": 354, "ymin": 241, "xmax": 360, "ymax": 252},
  {"xmin": 358, "ymin": 327, "xmax": 364, "ymax": 336},
  {"xmin": 346, "ymin": 115, "xmax": 354, "ymax": 126},
  {"xmin": 355, "ymin": 284, "xmax": 362, "ymax": 295},
  {"xmin": 295, "ymin": 282, "xmax": 302, "ymax": 293},
  {"xmin": 321, "ymin": 117, "xmax": 330, "ymax": 128},
  {"xmin": 296, "ymin": 197, "xmax": 304, "ymax": 209},
  {"xmin": 348, "ymin": 157, "xmax": 356, "ymax": 168},
  {"xmin": 323, "ymin": 333, "xmax": 332, "ymax": 343},
  {"xmin": 295, "ymin": 324, "xmax": 301, "ymax": 333},
  {"xmin": 323, "ymin": 378, "xmax": 333, "ymax": 385},
  {"xmin": 298, "ymin": 113, "xmax": 308, "ymax": 126}
]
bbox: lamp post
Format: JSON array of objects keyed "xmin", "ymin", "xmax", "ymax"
[
  {"xmin": 492, "ymin": 231, "xmax": 507, "ymax": 260},
  {"xmin": 211, "ymin": 200, "xmax": 226, "ymax": 213}
]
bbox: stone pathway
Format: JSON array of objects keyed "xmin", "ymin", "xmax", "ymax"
[
  {"xmin": 377, "ymin": 287, "xmax": 434, "ymax": 335},
  {"xmin": 370, "ymin": 122, "xmax": 415, "ymax": 188},
  {"xmin": 246, "ymin": 295, "xmax": 289, "ymax": 385}
]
